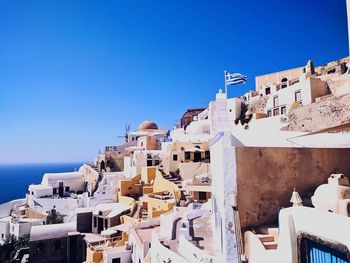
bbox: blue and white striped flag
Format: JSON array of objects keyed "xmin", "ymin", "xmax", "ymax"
[{"xmin": 225, "ymin": 71, "xmax": 247, "ymax": 86}]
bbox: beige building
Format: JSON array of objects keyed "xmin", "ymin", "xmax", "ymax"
[
  {"xmin": 97, "ymin": 120, "xmax": 168, "ymax": 173},
  {"xmin": 161, "ymin": 140, "xmax": 210, "ymax": 179},
  {"xmin": 253, "ymin": 58, "xmax": 349, "ymax": 118}
]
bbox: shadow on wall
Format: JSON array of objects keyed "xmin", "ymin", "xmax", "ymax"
[{"xmin": 236, "ymin": 147, "xmax": 350, "ymax": 228}]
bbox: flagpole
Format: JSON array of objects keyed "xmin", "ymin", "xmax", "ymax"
[{"xmin": 224, "ymin": 70, "xmax": 228, "ymax": 96}]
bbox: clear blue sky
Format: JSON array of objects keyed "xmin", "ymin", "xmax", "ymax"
[{"xmin": 0, "ymin": 0, "xmax": 348, "ymax": 163}]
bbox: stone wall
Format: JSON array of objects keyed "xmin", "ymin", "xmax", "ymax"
[
  {"xmin": 282, "ymin": 94, "xmax": 350, "ymax": 132},
  {"xmin": 247, "ymin": 96, "xmax": 268, "ymax": 114},
  {"xmin": 236, "ymin": 147, "xmax": 350, "ymax": 228}
]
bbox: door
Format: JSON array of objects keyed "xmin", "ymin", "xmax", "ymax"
[
  {"xmin": 98, "ymin": 217, "xmax": 104, "ymax": 234},
  {"xmin": 194, "ymin": 151, "xmax": 202, "ymax": 162},
  {"xmin": 300, "ymin": 237, "xmax": 349, "ymax": 263},
  {"xmin": 58, "ymin": 181, "xmax": 64, "ymax": 197}
]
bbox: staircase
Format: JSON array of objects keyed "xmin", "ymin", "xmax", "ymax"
[
  {"xmin": 162, "ymin": 174, "xmax": 182, "ymax": 189},
  {"xmin": 132, "ymin": 203, "xmax": 141, "ymax": 218},
  {"xmin": 139, "ymin": 208, "xmax": 148, "ymax": 220},
  {"xmin": 88, "ymin": 164, "xmax": 103, "ymax": 196},
  {"xmin": 257, "ymin": 234, "xmax": 278, "ymax": 250}
]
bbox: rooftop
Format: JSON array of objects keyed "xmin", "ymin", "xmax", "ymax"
[
  {"xmin": 136, "ymin": 226, "xmax": 160, "ymax": 243},
  {"xmin": 138, "ymin": 120, "xmax": 158, "ymax": 130},
  {"xmin": 93, "ymin": 203, "xmax": 131, "ymax": 218},
  {"xmin": 30, "ymin": 222, "xmax": 76, "ymax": 241}
]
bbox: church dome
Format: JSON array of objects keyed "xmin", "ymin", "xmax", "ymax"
[{"xmin": 138, "ymin": 120, "xmax": 158, "ymax": 130}]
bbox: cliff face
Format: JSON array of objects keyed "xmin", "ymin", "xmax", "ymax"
[
  {"xmin": 247, "ymin": 96, "xmax": 268, "ymax": 114},
  {"xmin": 281, "ymin": 94, "xmax": 350, "ymax": 132}
]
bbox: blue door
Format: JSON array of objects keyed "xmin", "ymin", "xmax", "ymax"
[{"xmin": 306, "ymin": 239, "xmax": 348, "ymax": 263}]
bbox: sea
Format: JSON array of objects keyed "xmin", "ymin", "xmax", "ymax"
[{"xmin": 0, "ymin": 162, "xmax": 83, "ymax": 204}]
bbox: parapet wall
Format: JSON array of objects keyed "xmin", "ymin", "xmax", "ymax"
[{"xmin": 236, "ymin": 147, "xmax": 350, "ymax": 228}]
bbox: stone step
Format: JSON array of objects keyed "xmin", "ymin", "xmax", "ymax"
[
  {"xmin": 263, "ymin": 241, "xmax": 278, "ymax": 250},
  {"xmin": 257, "ymin": 234, "xmax": 274, "ymax": 243}
]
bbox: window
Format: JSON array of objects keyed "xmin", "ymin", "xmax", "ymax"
[
  {"xmin": 267, "ymin": 110, "xmax": 272, "ymax": 117},
  {"xmin": 327, "ymin": 69, "xmax": 336, "ymax": 74},
  {"xmin": 172, "ymin": 154, "xmax": 178, "ymax": 161},
  {"xmin": 273, "ymin": 96, "xmax": 279, "ymax": 108},
  {"xmin": 154, "ymin": 160, "xmax": 160, "ymax": 166},
  {"xmin": 281, "ymin": 78, "xmax": 288, "ymax": 89},
  {"xmin": 265, "ymin": 87, "xmax": 271, "ymax": 95},
  {"xmin": 295, "ymin": 90, "xmax": 301, "ymax": 102},
  {"xmin": 93, "ymin": 216, "xmax": 97, "ymax": 228},
  {"xmin": 53, "ymin": 188, "xmax": 57, "ymax": 195},
  {"xmin": 1, "ymin": 234, "xmax": 3, "ymax": 239},
  {"xmin": 65, "ymin": 186, "xmax": 70, "ymax": 192},
  {"xmin": 198, "ymin": 192, "xmax": 207, "ymax": 200},
  {"xmin": 112, "ymin": 258, "xmax": 121, "ymax": 263},
  {"xmin": 184, "ymin": 152, "xmax": 191, "ymax": 160},
  {"xmin": 54, "ymin": 240, "xmax": 61, "ymax": 251},
  {"xmin": 104, "ymin": 219, "xmax": 108, "ymax": 229},
  {"xmin": 290, "ymin": 78, "xmax": 299, "ymax": 85},
  {"xmin": 147, "ymin": 160, "xmax": 153, "ymax": 166},
  {"xmin": 273, "ymin": 108, "xmax": 280, "ymax": 116},
  {"xmin": 205, "ymin": 151, "xmax": 210, "ymax": 160},
  {"xmin": 281, "ymin": 106, "xmax": 286, "ymax": 115}
]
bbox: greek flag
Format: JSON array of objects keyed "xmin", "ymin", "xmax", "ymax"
[{"xmin": 225, "ymin": 71, "xmax": 247, "ymax": 86}]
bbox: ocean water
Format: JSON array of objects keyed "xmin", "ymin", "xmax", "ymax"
[{"xmin": 0, "ymin": 163, "xmax": 83, "ymax": 204}]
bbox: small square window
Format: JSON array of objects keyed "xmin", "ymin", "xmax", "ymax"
[
  {"xmin": 173, "ymin": 154, "xmax": 178, "ymax": 161},
  {"xmin": 185, "ymin": 152, "xmax": 191, "ymax": 160},
  {"xmin": 273, "ymin": 108, "xmax": 280, "ymax": 116},
  {"xmin": 265, "ymin": 87, "xmax": 271, "ymax": 95},
  {"xmin": 267, "ymin": 110, "xmax": 272, "ymax": 117},
  {"xmin": 198, "ymin": 192, "xmax": 207, "ymax": 200}
]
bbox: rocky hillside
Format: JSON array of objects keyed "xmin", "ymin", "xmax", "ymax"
[
  {"xmin": 281, "ymin": 94, "xmax": 350, "ymax": 132},
  {"xmin": 247, "ymin": 96, "xmax": 268, "ymax": 114}
]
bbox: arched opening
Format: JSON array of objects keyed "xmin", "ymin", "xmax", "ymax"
[
  {"xmin": 281, "ymin": 78, "xmax": 288, "ymax": 89},
  {"xmin": 106, "ymin": 160, "xmax": 114, "ymax": 170},
  {"xmin": 100, "ymin": 160, "xmax": 106, "ymax": 172}
]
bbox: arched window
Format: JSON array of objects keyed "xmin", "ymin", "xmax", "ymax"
[
  {"xmin": 100, "ymin": 161, "xmax": 106, "ymax": 171},
  {"xmin": 281, "ymin": 78, "xmax": 288, "ymax": 89}
]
